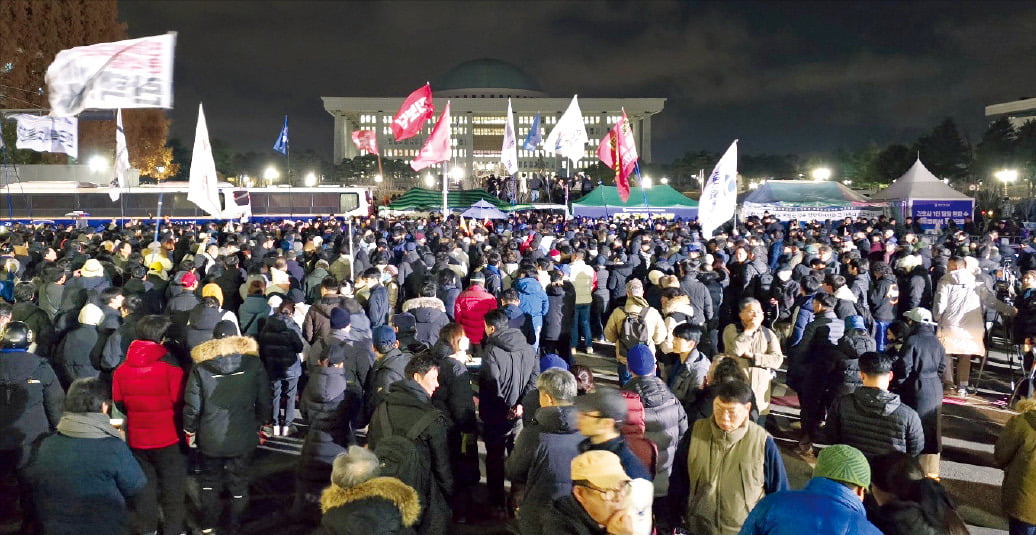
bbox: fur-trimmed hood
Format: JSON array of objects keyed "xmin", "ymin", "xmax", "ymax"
[
  {"xmin": 190, "ymin": 335, "xmax": 259, "ymax": 364},
  {"xmin": 402, "ymin": 296, "xmax": 446, "ymax": 313},
  {"xmin": 320, "ymin": 476, "xmax": 420, "ymax": 527}
]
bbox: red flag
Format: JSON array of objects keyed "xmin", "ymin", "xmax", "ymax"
[
  {"xmin": 597, "ymin": 110, "xmax": 639, "ymax": 202},
  {"xmin": 351, "ymin": 130, "xmax": 379, "ymax": 155},
  {"xmin": 411, "ymin": 101, "xmax": 451, "ymax": 171},
  {"xmin": 392, "ymin": 83, "xmax": 434, "ymax": 141}
]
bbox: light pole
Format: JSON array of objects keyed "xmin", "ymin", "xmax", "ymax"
[
  {"xmin": 263, "ymin": 166, "xmax": 279, "ymax": 186},
  {"xmin": 811, "ymin": 167, "xmax": 832, "ymax": 181},
  {"xmin": 995, "ymin": 169, "xmax": 1018, "ymax": 196},
  {"xmin": 303, "ymin": 171, "xmax": 317, "ymax": 187}
]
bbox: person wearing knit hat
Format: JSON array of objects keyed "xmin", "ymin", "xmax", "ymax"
[
  {"xmin": 201, "ymin": 283, "xmax": 224, "ymax": 307},
  {"xmin": 739, "ymin": 444, "xmax": 882, "ymax": 535},
  {"xmin": 79, "ymin": 258, "xmax": 105, "ymax": 278},
  {"xmin": 539, "ymin": 353, "xmax": 569, "ymax": 372},
  {"xmin": 625, "ymin": 344, "xmax": 655, "ymax": 377}
]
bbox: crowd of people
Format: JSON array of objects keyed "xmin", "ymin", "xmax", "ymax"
[{"xmin": 0, "ymin": 208, "xmax": 1035, "ymax": 535}]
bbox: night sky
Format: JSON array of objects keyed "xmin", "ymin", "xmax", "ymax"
[{"xmin": 119, "ymin": 1, "xmax": 1036, "ymax": 165}]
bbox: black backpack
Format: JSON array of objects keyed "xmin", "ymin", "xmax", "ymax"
[
  {"xmin": 373, "ymin": 404, "xmax": 438, "ymax": 506},
  {"xmin": 619, "ymin": 310, "xmax": 651, "ymax": 352}
]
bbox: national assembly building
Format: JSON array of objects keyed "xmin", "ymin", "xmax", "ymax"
[{"xmin": 322, "ymin": 59, "xmax": 665, "ymax": 187}]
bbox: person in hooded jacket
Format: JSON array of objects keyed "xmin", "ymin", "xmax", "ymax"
[
  {"xmin": 892, "ymin": 308, "xmax": 947, "ymax": 478},
  {"xmin": 258, "ymin": 300, "xmax": 305, "ymax": 436},
  {"xmin": 363, "ymin": 326, "xmax": 412, "ymax": 424},
  {"xmin": 832, "ymin": 315, "xmax": 875, "ymax": 398},
  {"xmin": 55, "ymin": 302, "xmax": 105, "ymax": 389},
  {"xmin": 184, "ymin": 330, "xmax": 272, "ymax": 533},
  {"xmin": 480, "ymin": 308, "xmax": 539, "ymax": 514},
  {"xmin": 868, "ymin": 261, "xmax": 900, "ymax": 352},
  {"xmin": 402, "ymin": 282, "xmax": 449, "ymax": 348},
  {"xmin": 500, "ymin": 288, "xmax": 536, "ymax": 345},
  {"xmin": 868, "ymin": 453, "xmax": 969, "ymax": 535},
  {"xmin": 165, "ymin": 271, "xmax": 200, "ymax": 343},
  {"xmin": 513, "ymin": 266, "xmax": 549, "ymax": 350},
  {"xmin": 294, "ymin": 343, "xmax": 355, "ymax": 521},
  {"xmin": 621, "ymin": 344, "xmax": 688, "ymax": 528},
  {"xmin": 186, "ymin": 296, "xmax": 237, "ymax": 350},
  {"xmin": 542, "ymin": 269, "xmax": 576, "ymax": 364},
  {"xmin": 110, "ymin": 315, "xmax": 187, "ymax": 535},
  {"xmin": 313, "ymin": 446, "xmax": 420, "ymax": 535},
  {"xmin": 0, "ymin": 322, "xmax": 63, "ymax": 529},
  {"xmin": 506, "ymin": 368, "xmax": 584, "ymax": 535}
]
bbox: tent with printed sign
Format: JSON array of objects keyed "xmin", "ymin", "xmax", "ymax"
[
  {"xmin": 385, "ymin": 188, "xmax": 510, "ymax": 213},
  {"xmin": 741, "ymin": 180, "xmax": 885, "ymax": 221},
  {"xmin": 870, "ymin": 158, "xmax": 974, "ymax": 230},
  {"xmin": 572, "ymin": 185, "xmax": 698, "ymax": 219}
]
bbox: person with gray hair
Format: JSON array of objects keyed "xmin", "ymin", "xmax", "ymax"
[
  {"xmin": 315, "ymin": 446, "xmax": 420, "ymax": 535},
  {"xmin": 506, "ymin": 369, "xmax": 585, "ymax": 534}
]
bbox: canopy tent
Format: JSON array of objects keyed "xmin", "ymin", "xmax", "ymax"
[
  {"xmin": 741, "ymin": 180, "xmax": 885, "ymax": 221},
  {"xmin": 571, "ymin": 185, "xmax": 698, "ymax": 219},
  {"xmin": 870, "ymin": 158, "xmax": 974, "ymax": 230},
  {"xmin": 461, "ymin": 199, "xmax": 508, "ymax": 220},
  {"xmin": 385, "ymin": 188, "xmax": 510, "ymax": 212}
]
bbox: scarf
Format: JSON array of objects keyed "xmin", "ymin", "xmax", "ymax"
[{"xmin": 56, "ymin": 412, "xmax": 122, "ymax": 440}]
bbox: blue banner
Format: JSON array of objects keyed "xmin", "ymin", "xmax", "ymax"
[{"xmin": 911, "ymin": 199, "xmax": 973, "ymax": 230}]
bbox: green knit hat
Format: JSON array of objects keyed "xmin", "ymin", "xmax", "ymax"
[{"xmin": 814, "ymin": 445, "xmax": 871, "ymax": 488}]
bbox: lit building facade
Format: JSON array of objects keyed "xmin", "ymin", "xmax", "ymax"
[
  {"xmin": 322, "ymin": 59, "xmax": 665, "ymax": 187},
  {"xmin": 985, "ymin": 97, "xmax": 1036, "ymax": 128}
]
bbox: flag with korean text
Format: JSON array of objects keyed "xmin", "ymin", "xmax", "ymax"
[
  {"xmin": 392, "ymin": 83, "xmax": 435, "ymax": 141},
  {"xmin": 501, "ymin": 99, "xmax": 519, "ymax": 175},
  {"xmin": 46, "ymin": 33, "xmax": 176, "ymax": 117},
  {"xmin": 11, "ymin": 114, "xmax": 78, "ymax": 159},
  {"xmin": 597, "ymin": 110, "xmax": 638, "ymax": 201},
  {"xmin": 351, "ymin": 130, "xmax": 379, "ymax": 155},
  {"xmin": 699, "ymin": 140, "xmax": 739, "ymax": 237}
]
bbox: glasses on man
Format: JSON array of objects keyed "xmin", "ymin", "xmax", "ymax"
[{"xmin": 574, "ymin": 479, "xmax": 632, "ymax": 502}]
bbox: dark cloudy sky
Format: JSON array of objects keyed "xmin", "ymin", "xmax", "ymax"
[{"xmin": 119, "ymin": 1, "xmax": 1036, "ymax": 164}]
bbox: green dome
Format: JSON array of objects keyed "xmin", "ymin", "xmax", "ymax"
[{"xmin": 437, "ymin": 58, "xmax": 542, "ymax": 92}]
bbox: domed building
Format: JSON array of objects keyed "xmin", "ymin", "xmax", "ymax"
[{"xmin": 322, "ymin": 59, "xmax": 665, "ymax": 187}]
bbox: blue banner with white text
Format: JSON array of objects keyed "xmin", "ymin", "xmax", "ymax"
[{"xmin": 910, "ymin": 199, "xmax": 974, "ymax": 230}]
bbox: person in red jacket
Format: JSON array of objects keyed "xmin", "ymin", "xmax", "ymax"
[
  {"xmin": 454, "ymin": 273, "xmax": 498, "ymax": 347},
  {"xmin": 111, "ymin": 314, "xmax": 187, "ymax": 535}
]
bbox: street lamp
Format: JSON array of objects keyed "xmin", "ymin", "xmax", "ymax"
[
  {"xmin": 263, "ymin": 166, "xmax": 280, "ymax": 185},
  {"xmin": 304, "ymin": 171, "xmax": 317, "ymax": 187},
  {"xmin": 451, "ymin": 167, "xmax": 465, "ymax": 182},
  {"xmin": 996, "ymin": 169, "xmax": 1018, "ymax": 195},
  {"xmin": 374, "ymin": 174, "xmax": 383, "ymax": 183},
  {"xmin": 660, "ymin": 177, "xmax": 669, "ymax": 185},
  {"xmin": 641, "ymin": 175, "xmax": 652, "ymax": 189},
  {"xmin": 89, "ymin": 155, "xmax": 109, "ymax": 173},
  {"xmin": 811, "ymin": 167, "xmax": 832, "ymax": 181},
  {"xmin": 424, "ymin": 173, "xmax": 435, "ymax": 188}
]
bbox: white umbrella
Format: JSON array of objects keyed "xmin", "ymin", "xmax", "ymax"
[{"xmin": 461, "ymin": 199, "xmax": 508, "ymax": 220}]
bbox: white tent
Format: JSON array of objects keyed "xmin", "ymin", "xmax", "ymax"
[{"xmin": 871, "ymin": 158, "xmax": 974, "ymax": 229}]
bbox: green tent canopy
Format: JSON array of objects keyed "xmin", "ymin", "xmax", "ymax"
[
  {"xmin": 386, "ymin": 188, "xmax": 510, "ymax": 212},
  {"xmin": 572, "ymin": 185, "xmax": 698, "ymax": 219}
]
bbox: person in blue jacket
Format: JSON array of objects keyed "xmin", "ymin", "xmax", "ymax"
[
  {"xmin": 22, "ymin": 377, "xmax": 146, "ymax": 535},
  {"xmin": 738, "ymin": 444, "xmax": 882, "ymax": 535},
  {"xmin": 513, "ymin": 266, "xmax": 549, "ymax": 350}
]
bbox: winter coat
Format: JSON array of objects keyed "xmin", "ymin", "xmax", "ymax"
[
  {"xmin": 1014, "ymin": 287, "xmax": 1036, "ymax": 344},
  {"xmin": 56, "ymin": 323, "xmax": 102, "ymax": 387},
  {"xmin": 0, "ymin": 348, "xmax": 63, "ymax": 461},
  {"xmin": 891, "ymin": 323, "xmax": 945, "ymax": 454},
  {"xmin": 542, "ymin": 282, "xmax": 575, "ymax": 341},
  {"xmin": 111, "ymin": 340, "xmax": 184, "ymax": 450},
  {"xmin": 740, "ymin": 477, "xmax": 882, "ymax": 535},
  {"xmin": 514, "ymin": 276, "xmax": 549, "ymax": 329},
  {"xmin": 505, "ymin": 405, "xmax": 584, "ymax": 535},
  {"xmin": 578, "ymin": 435, "xmax": 652, "ymax": 481},
  {"xmin": 898, "ymin": 266, "xmax": 933, "ymax": 316},
  {"xmin": 543, "ymin": 493, "xmax": 612, "ymax": 535},
  {"xmin": 304, "ymin": 266, "xmax": 331, "ymax": 303},
  {"xmin": 11, "ymin": 301, "xmax": 55, "ymax": 358},
  {"xmin": 59, "ymin": 275, "xmax": 109, "ymax": 314},
  {"xmin": 365, "ymin": 348, "xmax": 412, "ymax": 421},
  {"xmin": 934, "ymin": 269, "xmax": 1013, "ymax": 355},
  {"xmin": 183, "ymin": 336, "xmax": 272, "ymax": 457},
  {"xmin": 623, "ymin": 375, "xmax": 689, "ymax": 495},
  {"xmin": 480, "ymin": 327, "xmax": 538, "ymax": 424},
  {"xmin": 680, "ymin": 273, "xmax": 714, "ymax": 324},
  {"xmin": 299, "ymin": 366, "xmax": 353, "ymax": 483},
  {"xmin": 721, "ymin": 324, "xmax": 785, "ymax": 413},
  {"xmin": 661, "ymin": 296, "xmax": 698, "ymax": 354},
  {"xmin": 186, "ymin": 304, "xmax": 225, "ymax": 350},
  {"xmin": 994, "ymin": 403, "xmax": 1036, "ymax": 525},
  {"xmin": 788, "ymin": 309, "xmax": 845, "ymax": 399},
  {"xmin": 663, "ymin": 349, "xmax": 711, "ymax": 413},
  {"xmin": 833, "ymin": 329, "xmax": 875, "ymax": 395},
  {"xmin": 257, "ymin": 313, "xmax": 305, "ymax": 380},
  {"xmin": 23, "ymin": 417, "xmax": 147, "ymax": 535},
  {"xmin": 403, "ymin": 297, "xmax": 450, "ymax": 348},
  {"xmin": 303, "ymin": 296, "xmax": 340, "ymax": 345},
  {"xmin": 429, "ymin": 348, "xmax": 477, "ymax": 434},
  {"xmin": 238, "ymin": 294, "xmax": 271, "ymax": 336},
  {"xmin": 569, "ymin": 260, "xmax": 596, "ymax": 305},
  {"xmin": 603, "ymin": 295, "xmax": 667, "ymax": 358},
  {"xmin": 315, "ymin": 477, "xmax": 420, "ymax": 535},
  {"xmin": 869, "ymin": 274, "xmax": 900, "ymax": 323},
  {"xmin": 366, "ymin": 284, "xmax": 391, "ymax": 328},
  {"xmin": 366, "ymin": 380, "xmax": 454, "ymax": 535},
  {"xmin": 823, "ymin": 386, "xmax": 924, "ymax": 458},
  {"xmin": 869, "ymin": 498, "xmax": 954, "ymax": 535},
  {"xmin": 454, "ymin": 285, "xmax": 497, "ymax": 344}
]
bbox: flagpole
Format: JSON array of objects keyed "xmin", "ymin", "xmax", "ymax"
[
  {"xmin": 441, "ymin": 161, "xmax": 448, "ymax": 218},
  {"xmin": 153, "ymin": 193, "xmax": 164, "ymax": 245},
  {"xmin": 286, "ymin": 131, "xmax": 294, "ymax": 220},
  {"xmin": 634, "ymin": 162, "xmax": 649, "ymax": 208},
  {"xmin": 348, "ymin": 217, "xmax": 355, "ymax": 281}
]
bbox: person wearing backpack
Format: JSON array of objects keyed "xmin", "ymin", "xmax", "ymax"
[
  {"xmin": 258, "ymin": 300, "xmax": 306, "ymax": 436},
  {"xmin": 659, "ymin": 287, "xmax": 697, "ymax": 355},
  {"xmin": 367, "ymin": 354, "xmax": 453, "ymax": 535},
  {"xmin": 0, "ymin": 322, "xmax": 63, "ymax": 530},
  {"xmin": 604, "ymin": 279, "xmax": 666, "ymax": 385}
]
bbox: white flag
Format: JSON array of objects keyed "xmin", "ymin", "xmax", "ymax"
[
  {"xmin": 501, "ymin": 99, "xmax": 519, "ymax": 175},
  {"xmin": 187, "ymin": 103, "xmax": 222, "ymax": 218},
  {"xmin": 45, "ymin": 32, "xmax": 176, "ymax": 117},
  {"xmin": 109, "ymin": 109, "xmax": 131, "ymax": 201},
  {"xmin": 544, "ymin": 95, "xmax": 588, "ymax": 164},
  {"xmin": 10, "ymin": 114, "xmax": 78, "ymax": 159},
  {"xmin": 699, "ymin": 140, "xmax": 739, "ymax": 238}
]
